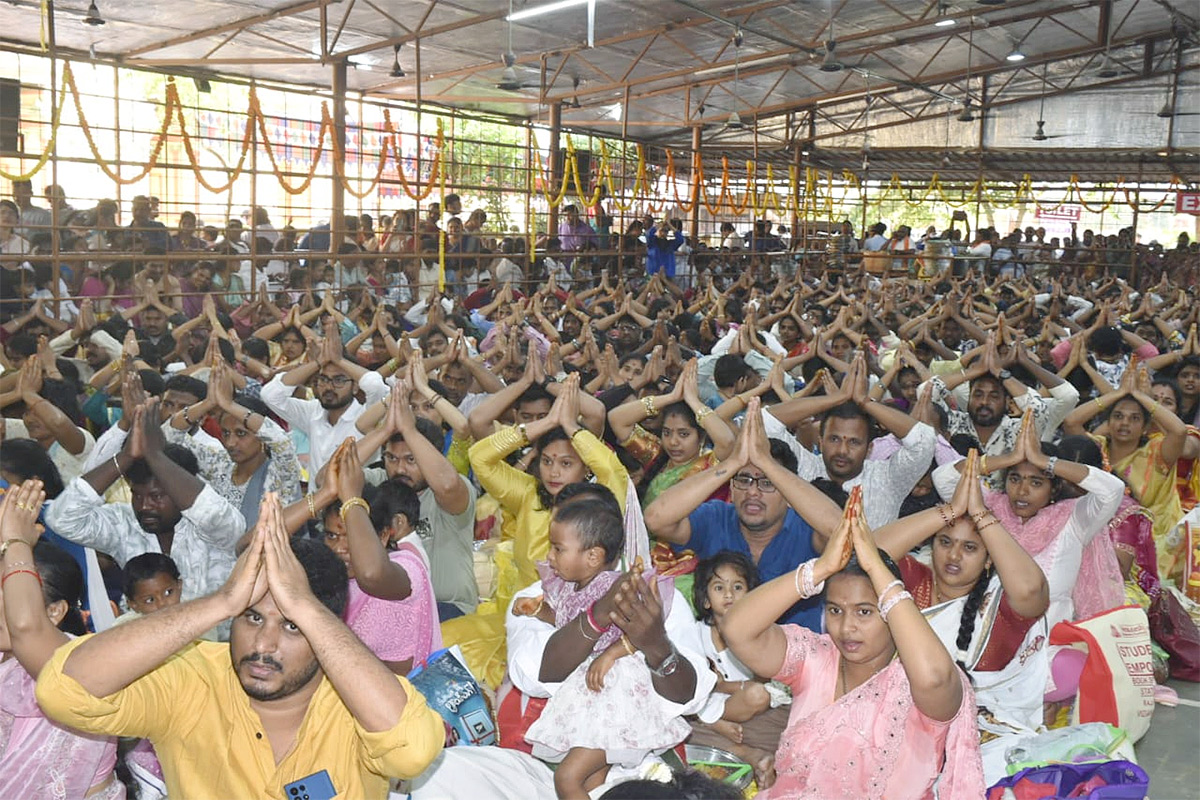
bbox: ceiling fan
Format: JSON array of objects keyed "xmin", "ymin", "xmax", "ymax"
[
  {"xmin": 819, "ymin": 5, "xmax": 844, "ymax": 73},
  {"xmin": 495, "ymin": 1, "xmax": 541, "ymax": 91},
  {"xmin": 1132, "ymin": 41, "xmax": 1200, "ymax": 117},
  {"xmin": 1030, "ymin": 66, "xmax": 1070, "ymax": 141},
  {"xmin": 717, "ymin": 28, "xmax": 748, "ymax": 131},
  {"xmin": 957, "ymin": 19, "xmax": 978, "ymax": 122}
]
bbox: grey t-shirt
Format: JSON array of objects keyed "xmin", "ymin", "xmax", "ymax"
[
  {"xmin": 418, "ymin": 480, "xmax": 479, "ymax": 613},
  {"xmin": 365, "ymin": 469, "xmax": 479, "ymax": 612}
]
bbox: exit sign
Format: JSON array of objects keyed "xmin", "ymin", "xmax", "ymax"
[{"xmin": 1177, "ymin": 192, "xmax": 1200, "ymax": 214}]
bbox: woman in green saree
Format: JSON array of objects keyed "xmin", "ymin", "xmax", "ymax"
[{"xmin": 609, "ymin": 359, "xmax": 737, "ymax": 505}]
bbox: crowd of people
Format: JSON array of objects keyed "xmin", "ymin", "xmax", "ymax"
[{"xmin": 1, "ymin": 180, "xmax": 1199, "ymax": 799}]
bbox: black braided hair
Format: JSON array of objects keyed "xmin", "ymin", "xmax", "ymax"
[{"xmin": 953, "ymin": 566, "xmax": 993, "ymax": 675}]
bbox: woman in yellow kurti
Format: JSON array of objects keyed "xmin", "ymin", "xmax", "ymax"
[
  {"xmin": 1064, "ymin": 366, "xmax": 1189, "ymax": 582},
  {"xmin": 441, "ymin": 375, "xmax": 628, "ymax": 687}
]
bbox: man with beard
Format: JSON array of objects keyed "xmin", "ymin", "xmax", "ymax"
[
  {"xmin": 38, "ymin": 492, "xmax": 444, "ymax": 799},
  {"xmin": 45, "ymin": 299, "xmax": 121, "ymax": 383},
  {"xmin": 47, "ymin": 399, "xmax": 244, "ymax": 605},
  {"xmin": 922, "ymin": 337, "xmax": 1075, "ymax": 487},
  {"xmin": 336, "ymin": 382, "xmax": 477, "ymax": 620},
  {"xmin": 645, "ymin": 402, "xmax": 842, "ymax": 631},
  {"xmin": 261, "ymin": 317, "xmax": 387, "ymax": 479},
  {"xmin": 759, "ymin": 354, "xmax": 935, "ymax": 529}
]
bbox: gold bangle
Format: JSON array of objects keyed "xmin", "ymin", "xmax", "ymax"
[
  {"xmin": 1094, "ymin": 397, "xmax": 1105, "ymax": 411},
  {"xmin": 621, "ymin": 634, "xmax": 636, "ymax": 657},
  {"xmin": 0, "ymin": 539, "xmax": 32, "ymax": 562},
  {"xmin": 517, "ymin": 423, "xmax": 530, "ymax": 446},
  {"xmin": 339, "ymin": 496, "xmax": 370, "ymax": 522},
  {"xmin": 642, "ymin": 395, "xmax": 658, "ymax": 417},
  {"xmin": 306, "ymin": 493, "xmax": 317, "ymax": 520},
  {"xmin": 1150, "ymin": 401, "xmax": 1160, "ymax": 417},
  {"xmin": 694, "ymin": 405, "xmax": 714, "ymax": 423}
]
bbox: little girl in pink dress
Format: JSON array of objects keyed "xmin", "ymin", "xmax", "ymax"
[{"xmin": 519, "ymin": 512, "xmax": 688, "ymax": 798}]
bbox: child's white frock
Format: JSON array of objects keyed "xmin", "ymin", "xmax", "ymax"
[{"xmin": 524, "ymin": 653, "xmax": 691, "ymax": 766}]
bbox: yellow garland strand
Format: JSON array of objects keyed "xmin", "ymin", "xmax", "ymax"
[
  {"xmin": 8, "ymin": 62, "xmax": 1190, "ymax": 217},
  {"xmin": 0, "ymin": 62, "xmax": 66, "ymax": 181},
  {"xmin": 564, "ymin": 136, "xmax": 604, "ymax": 208},
  {"xmin": 438, "ymin": 122, "xmax": 446, "ymax": 292},
  {"xmin": 536, "ymin": 146, "xmax": 572, "ymax": 208}
]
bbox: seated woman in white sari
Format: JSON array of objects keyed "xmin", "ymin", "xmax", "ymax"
[{"xmin": 875, "ymin": 449, "xmax": 1051, "ymax": 768}]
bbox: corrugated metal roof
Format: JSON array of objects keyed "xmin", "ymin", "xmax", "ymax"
[{"xmin": 1, "ymin": 0, "xmax": 1196, "ymax": 177}]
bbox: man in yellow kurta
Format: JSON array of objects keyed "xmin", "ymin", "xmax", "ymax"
[{"xmin": 37, "ymin": 494, "xmax": 444, "ymax": 800}]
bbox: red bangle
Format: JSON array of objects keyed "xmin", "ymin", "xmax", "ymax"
[
  {"xmin": 1, "ymin": 568, "xmax": 41, "ymax": 589},
  {"xmin": 585, "ymin": 603, "xmax": 609, "ymax": 634}
]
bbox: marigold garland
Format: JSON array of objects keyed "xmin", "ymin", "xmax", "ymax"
[{"xmin": 3, "ymin": 61, "xmax": 1190, "ymax": 219}]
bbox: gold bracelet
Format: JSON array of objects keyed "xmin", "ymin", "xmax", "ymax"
[
  {"xmin": 1094, "ymin": 397, "xmax": 1105, "ymax": 411},
  {"xmin": 306, "ymin": 493, "xmax": 317, "ymax": 520},
  {"xmin": 339, "ymin": 496, "xmax": 370, "ymax": 522},
  {"xmin": 979, "ymin": 455, "xmax": 988, "ymax": 473},
  {"xmin": 517, "ymin": 423, "xmax": 530, "ymax": 446},
  {"xmin": 694, "ymin": 405, "xmax": 714, "ymax": 423},
  {"xmin": 1150, "ymin": 401, "xmax": 1160, "ymax": 417},
  {"xmin": 621, "ymin": 633, "xmax": 636, "ymax": 657},
  {"xmin": 0, "ymin": 539, "xmax": 32, "ymax": 562},
  {"xmin": 642, "ymin": 395, "xmax": 659, "ymax": 417}
]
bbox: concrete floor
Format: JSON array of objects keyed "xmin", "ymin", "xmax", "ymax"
[{"xmin": 1135, "ymin": 680, "xmax": 1200, "ymax": 800}]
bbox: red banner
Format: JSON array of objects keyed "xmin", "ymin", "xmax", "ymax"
[{"xmin": 1176, "ymin": 192, "xmax": 1200, "ymax": 214}]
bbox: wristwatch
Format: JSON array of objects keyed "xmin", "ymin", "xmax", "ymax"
[
  {"xmin": 649, "ymin": 645, "xmax": 680, "ymax": 678},
  {"xmin": 997, "ymin": 369, "xmax": 1012, "ymax": 381}
]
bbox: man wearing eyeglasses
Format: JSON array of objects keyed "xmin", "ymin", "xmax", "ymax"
[
  {"xmin": 644, "ymin": 405, "xmax": 843, "ymax": 631},
  {"xmin": 261, "ymin": 317, "xmax": 387, "ymax": 480}
]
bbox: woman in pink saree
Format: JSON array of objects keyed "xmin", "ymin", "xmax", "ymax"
[
  {"xmin": 722, "ymin": 483, "xmax": 984, "ymax": 799},
  {"xmin": 0, "ymin": 480, "xmax": 123, "ymax": 799}
]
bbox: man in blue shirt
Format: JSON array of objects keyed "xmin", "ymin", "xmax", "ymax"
[
  {"xmin": 644, "ymin": 401, "xmax": 842, "ymax": 631},
  {"xmin": 646, "ymin": 220, "xmax": 685, "ymax": 278}
]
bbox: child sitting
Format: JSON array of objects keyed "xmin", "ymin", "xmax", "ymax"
[
  {"xmin": 117, "ymin": 552, "xmax": 182, "ymax": 800},
  {"xmin": 517, "ymin": 498, "xmax": 689, "ymax": 800},
  {"xmin": 123, "ymin": 553, "xmax": 183, "ymax": 615},
  {"xmin": 692, "ymin": 552, "xmax": 773, "ymax": 743},
  {"xmin": 320, "ymin": 445, "xmax": 441, "ymax": 675}
]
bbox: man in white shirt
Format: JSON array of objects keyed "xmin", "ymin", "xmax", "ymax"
[
  {"xmin": 85, "ymin": 373, "xmax": 224, "ymax": 475},
  {"xmin": 762, "ymin": 364, "xmax": 935, "ymax": 528},
  {"xmin": 862, "ymin": 222, "xmax": 889, "ymax": 251},
  {"xmin": 47, "ymin": 401, "xmax": 245, "ymax": 604},
  {"xmin": 260, "ymin": 318, "xmax": 388, "ymax": 479}
]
